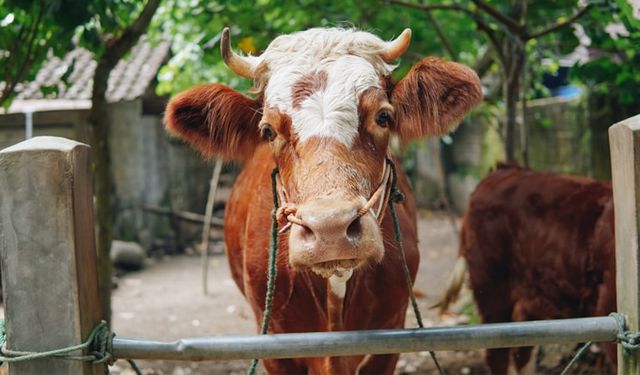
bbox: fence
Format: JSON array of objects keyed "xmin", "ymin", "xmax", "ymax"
[{"xmin": 0, "ymin": 114, "xmax": 639, "ymax": 374}]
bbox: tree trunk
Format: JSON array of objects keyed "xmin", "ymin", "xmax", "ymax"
[
  {"xmin": 519, "ymin": 50, "xmax": 529, "ymax": 166},
  {"xmin": 88, "ymin": 62, "xmax": 113, "ymax": 324},
  {"xmin": 87, "ymin": 0, "xmax": 161, "ymax": 324},
  {"xmin": 504, "ymin": 76, "xmax": 518, "ymax": 163},
  {"xmin": 503, "ymin": 38, "xmax": 525, "ymax": 163}
]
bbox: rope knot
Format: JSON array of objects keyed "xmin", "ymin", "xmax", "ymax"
[
  {"xmin": 386, "ymin": 157, "xmax": 405, "ymax": 205},
  {"xmin": 0, "ymin": 320, "xmax": 116, "ymax": 366},
  {"xmin": 610, "ymin": 312, "xmax": 640, "ymax": 354},
  {"xmin": 90, "ymin": 323, "xmax": 115, "ymax": 365},
  {"xmin": 620, "ymin": 331, "xmax": 640, "ymax": 353},
  {"xmin": 276, "ymin": 206, "xmax": 297, "ymax": 225}
]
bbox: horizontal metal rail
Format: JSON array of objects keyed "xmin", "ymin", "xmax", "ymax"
[{"xmin": 113, "ymin": 316, "xmax": 619, "ymax": 361}]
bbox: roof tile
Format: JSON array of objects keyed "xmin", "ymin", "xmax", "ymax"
[{"xmin": 13, "ymin": 37, "xmax": 170, "ymax": 102}]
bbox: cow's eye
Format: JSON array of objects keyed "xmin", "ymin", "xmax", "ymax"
[
  {"xmin": 261, "ymin": 124, "xmax": 277, "ymax": 141},
  {"xmin": 375, "ymin": 110, "xmax": 392, "ymax": 127}
]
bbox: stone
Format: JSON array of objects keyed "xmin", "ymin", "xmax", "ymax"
[{"xmin": 111, "ymin": 240, "xmax": 146, "ymax": 271}]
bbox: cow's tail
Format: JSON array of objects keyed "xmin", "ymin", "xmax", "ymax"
[{"xmin": 431, "ymin": 255, "xmax": 468, "ymax": 313}]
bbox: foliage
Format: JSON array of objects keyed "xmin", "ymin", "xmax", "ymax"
[
  {"xmin": 154, "ymin": 0, "xmax": 483, "ymax": 95},
  {"xmin": 390, "ymin": 0, "xmax": 628, "ymax": 164},
  {"xmin": 0, "ymin": 0, "xmax": 93, "ymax": 108},
  {"xmin": 570, "ymin": 0, "xmax": 640, "ymax": 105},
  {"xmin": 76, "ymin": 1, "xmax": 148, "ymax": 56}
]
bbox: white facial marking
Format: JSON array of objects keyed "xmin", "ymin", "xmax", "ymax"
[
  {"xmin": 291, "ymin": 56, "xmax": 381, "ymax": 146},
  {"xmin": 329, "ymin": 268, "xmax": 353, "ymax": 298},
  {"xmin": 258, "ymin": 28, "xmax": 396, "ymax": 147}
]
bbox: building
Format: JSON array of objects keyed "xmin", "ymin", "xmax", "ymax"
[{"xmin": 0, "ymin": 38, "xmax": 217, "ymax": 252}]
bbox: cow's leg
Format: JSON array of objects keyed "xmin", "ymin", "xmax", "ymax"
[
  {"xmin": 472, "ymin": 282, "xmax": 513, "ymax": 374},
  {"xmin": 262, "ymin": 358, "xmax": 306, "ymax": 375},
  {"xmin": 512, "ymin": 347, "xmax": 534, "ymax": 373},
  {"xmin": 510, "ymin": 301, "xmax": 534, "ymax": 373},
  {"xmin": 462, "ymin": 212, "xmax": 513, "ymax": 374},
  {"xmin": 483, "ymin": 348, "xmax": 510, "ymax": 375},
  {"xmin": 358, "ymin": 353, "xmax": 398, "ymax": 375}
]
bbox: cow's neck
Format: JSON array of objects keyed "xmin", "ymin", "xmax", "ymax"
[{"xmin": 327, "ymin": 269, "xmax": 353, "ymax": 331}]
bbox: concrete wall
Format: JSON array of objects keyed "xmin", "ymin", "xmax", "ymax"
[
  {"xmin": 412, "ymin": 139, "xmax": 443, "ymax": 208},
  {"xmin": 109, "ymin": 99, "xmax": 217, "ymax": 250},
  {"xmin": 0, "ymin": 111, "xmax": 83, "ymax": 149},
  {"xmin": 412, "ymin": 94, "xmax": 611, "ymax": 213},
  {"xmin": 109, "ymin": 100, "xmax": 214, "ymax": 250},
  {"xmin": 526, "ymin": 96, "xmax": 591, "ymax": 177},
  {"xmin": 411, "ymin": 115, "xmax": 504, "ymax": 213}
]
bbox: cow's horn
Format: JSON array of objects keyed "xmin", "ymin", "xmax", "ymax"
[
  {"xmin": 380, "ymin": 28, "xmax": 412, "ymax": 62},
  {"xmin": 221, "ymin": 27, "xmax": 258, "ymax": 79}
]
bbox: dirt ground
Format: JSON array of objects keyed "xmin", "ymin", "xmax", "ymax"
[{"xmin": 21, "ymin": 211, "xmax": 605, "ymax": 375}]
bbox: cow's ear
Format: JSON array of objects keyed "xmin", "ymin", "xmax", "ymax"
[
  {"xmin": 391, "ymin": 57, "xmax": 482, "ymax": 140},
  {"xmin": 164, "ymin": 84, "xmax": 262, "ymax": 160}
]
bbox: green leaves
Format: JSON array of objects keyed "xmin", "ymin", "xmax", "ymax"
[
  {"xmin": 570, "ymin": 0, "xmax": 640, "ymax": 105},
  {"xmin": 0, "ymin": 0, "xmax": 93, "ymax": 107},
  {"xmin": 153, "ymin": 0, "xmax": 485, "ymax": 95}
]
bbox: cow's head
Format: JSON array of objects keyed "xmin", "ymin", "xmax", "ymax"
[{"xmin": 165, "ymin": 28, "xmax": 482, "ymax": 278}]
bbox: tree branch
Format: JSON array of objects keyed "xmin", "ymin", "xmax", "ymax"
[
  {"xmin": 472, "ymin": 0, "xmax": 523, "ymax": 34},
  {"xmin": 476, "ymin": 20, "xmax": 506, "ymax": 72},
  {"xmin": 526, "ymin": 5, "xmax": 592, "ymax": 40},
  {"xmin": 473, "ymin": 48, "xmax": 494, "ymax": 79},
  {"xmin": 388, "ymin": 0, "xmax": 468, "ymax": 13},
  {"xmin": 390, "ymin": 0, "xmax": 506, "ymax": 73},
  {"xmin": 424, "ymin": 9, "xmax": 457, "ymax": 60},
  {"xmin": 102, "ymin": 0, "xmax": 162, "ymax": 68}
]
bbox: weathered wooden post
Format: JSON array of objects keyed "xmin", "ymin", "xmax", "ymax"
[
  {"xmin": 0, "ymin": 137, "xmax": 105, "ymax": 374},
  {"xmin": 610, "ymin": 114, "xmax": 640, "ymax": 374}
]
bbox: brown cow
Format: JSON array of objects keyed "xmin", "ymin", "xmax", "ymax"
[
  {"xmin": 437, "ymin": 165, "xmax": 616, "ymax": 374},
  {"xmin": 165, "ymin": 27, "xmax": 482, "ymax": 374}
]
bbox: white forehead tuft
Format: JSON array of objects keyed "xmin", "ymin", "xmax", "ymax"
[
  {"xmin": 259, "ymin": 28, "xmax": 397, "ymax": 146},
  {"xmin": 290, "ymin": 56, "xmax": 382, "ymax": 145}
]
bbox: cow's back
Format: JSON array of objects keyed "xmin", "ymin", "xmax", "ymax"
[{"xmin": 461, "ymin": 165, "xmax": 616, "ymax": 372}]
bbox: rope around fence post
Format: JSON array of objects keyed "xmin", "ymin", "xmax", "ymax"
[
  {"xmin": 247, "ymin": 167, "xmax": 281, "ymax": 375},
  {"xmin": 386, "ymin": 159, "xmax": 446, "ymax": 375},
  {"xmin": 0, "ymin": 319, "xmax": 141, "ymax": 374},
  {"xmin": 560, "ymin": 313, "xmax": 640, "ymax": 374},
  {"xmin": 612, "ymin": 312, "xmax": 640, "ymax": 353},
  {"xmin": 1, "ymin": 320, "xmax": 103, "ymax": 366},
  {"xmin": 0, "ymin": 320, "xmax": 112, "ymax": 364}
]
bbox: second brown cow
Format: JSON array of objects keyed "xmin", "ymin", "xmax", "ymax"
[{"xmin": 438, "ymin": 165, "xmax": 616, "ymax": 373}]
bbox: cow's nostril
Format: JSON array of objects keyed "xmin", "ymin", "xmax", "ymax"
[
  {"xmin": 346, "ymin": 216, "xmax": 362, "ymax": 242},
  {"xmin": 299, "ymin": 224, "xmax": 316, "ymax": 244}
]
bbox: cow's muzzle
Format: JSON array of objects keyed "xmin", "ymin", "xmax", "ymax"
[
  {"xmin": 287, "ymin": 198, "xmax": 384, "ymax": 277},
  {"xmin": 276, "ymin": 161, "xmax": 392, "ymax": 278},
  {"xmin": 274, "ymin": 158, "xmax": 395, "ymax": 278}
]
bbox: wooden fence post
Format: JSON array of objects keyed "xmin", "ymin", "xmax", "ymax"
[
  {"xmin": 610, "ymin": 114, "xmax": 640, "ymax": 374},
  {"xmin": 0, "ymin": 136, "xmax": 104, "ymax": 374}
]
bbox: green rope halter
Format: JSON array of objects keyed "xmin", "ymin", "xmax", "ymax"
[{"xmin": 247, "ymin": 167, "xmax": 281, "ymax": 375}]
